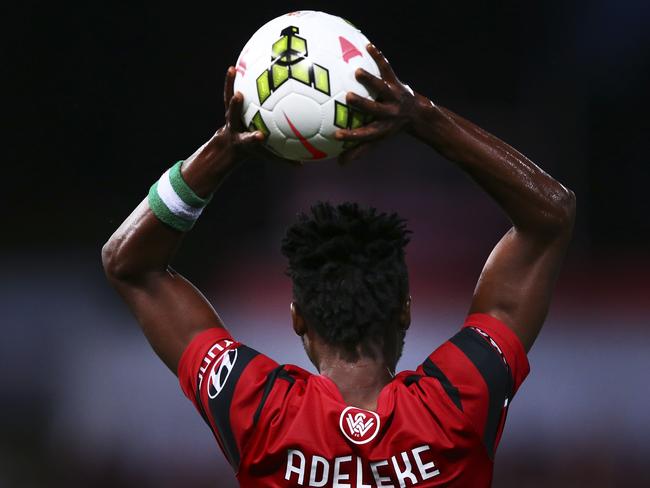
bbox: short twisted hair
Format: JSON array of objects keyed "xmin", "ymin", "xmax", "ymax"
[{"xmin": 281, "ymin": 202, "xmax": 411, "ymax": 356}]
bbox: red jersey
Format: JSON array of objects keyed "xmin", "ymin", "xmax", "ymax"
[{"xmin": 178, "ymin": 312, "xmax": 529, "ymax": 487}]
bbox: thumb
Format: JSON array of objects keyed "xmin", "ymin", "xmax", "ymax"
[{"xmin": 237, "ymin": 130, "xmax": 265, "ymax": 145}]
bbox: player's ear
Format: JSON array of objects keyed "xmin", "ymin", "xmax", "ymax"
[
  {"xmin": 399, "ymin": 295, "xmax": 411, "ymax": 331},
  {"xmin": 291, "ymin": 301, "xmax": 306, "ymax": 336}
]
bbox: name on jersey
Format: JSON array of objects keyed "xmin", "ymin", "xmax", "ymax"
[{"xmin": 285, "ymin": 444, "xmax": 440, "ymax": 487}]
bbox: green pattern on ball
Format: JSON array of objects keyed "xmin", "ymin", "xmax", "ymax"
[{"xmin": 255, "ymin": 25, "xmax": 331, "ymax": 105}]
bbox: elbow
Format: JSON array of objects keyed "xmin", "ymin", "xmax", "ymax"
[
  {"xmin": 519, "ymin": 185, "xmax": 576, "ymax": 237},
  {"xmin": 101, "ymin": 236, "xmax": 163, "ymax": 285},
  {"xmin": 101, "ymin": 237, "xmax": 133, "ymax": 284},
  {"xmin": 544, "ymin": 186, "xmax": 576, "ymax": 234},
  {"xmin": 101, "ymin": 239, "xmax": 120, "ymax": 282},
  {"xmin": 556, "ymin": 186, "xmax": 576, "ymax": 229}
]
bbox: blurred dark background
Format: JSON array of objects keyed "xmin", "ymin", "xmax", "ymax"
[{"xmin": 2, "ymin": 1, "xmax": 649, "ymax": 487}]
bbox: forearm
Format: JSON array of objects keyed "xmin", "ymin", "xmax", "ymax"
[
  {"xmin": 102, "ymin": 131, "xmax": 238, "ymax": 281},
  {"xmin": 99, "ymin": 72, "xmax": 264, "ymax": 372},
  {"xmin": 410, "ymin": 98, "xmax": 575, "ymax": 233}
]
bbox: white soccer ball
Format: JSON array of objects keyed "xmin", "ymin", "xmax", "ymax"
[{"xmin": 233, "ymin": 11, "xmax": 380, "ymax": 161}]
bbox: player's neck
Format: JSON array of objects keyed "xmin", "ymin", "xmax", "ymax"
[{"xmin": 319, "ymin": 355, "xmax": 394, "ymax": 411}]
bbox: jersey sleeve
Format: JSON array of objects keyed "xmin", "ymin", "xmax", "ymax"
[
  {"xmin": 177, "ymin": 327, "xmax": 280, "ymax": 472},
  {"xmin": 415, "ymin": 313, "xmax": 530, "ymax": 459}
]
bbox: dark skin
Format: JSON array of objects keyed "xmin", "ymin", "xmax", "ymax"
[{"xmin": 103, "ymin": 44, "xmax": 575, "ymax": 411}]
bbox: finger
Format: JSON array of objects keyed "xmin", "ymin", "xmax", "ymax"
[
  {"xmin": 236, "ymin": 130, "xmax": 265, "ymax": 145},
  {"xmin": 335, "ymin": 121, "xmax": 392, "ymax": 142},
  {"xmin": 354, "ymin": 68, "xmax": 390, "ymax": 97},
  {"xmin": 224, "ymin": 66, "xmax": 236, "ymax": 112},
  {"xmin": 366, "ymin": 44, "xmax": 398, "ymax": 83},
  {"xmin": 346, "ymin": 92, "xmax": 393, "ymax": 117},
  {"xmin": 226, "ymin": 91, "xmax": 244, "ymax": 131}
]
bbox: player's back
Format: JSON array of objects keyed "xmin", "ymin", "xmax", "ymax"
[
  {"xmin": 239, "ymin": 364, "xmax": 492, "ymax": 487},
  {"xmin": 178, "ymin": 313, "xmax": 529, "ymax": 487}
]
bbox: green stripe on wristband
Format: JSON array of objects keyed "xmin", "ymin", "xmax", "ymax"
[
  {"xmin": 169, "ymin": 160, "xmax": 212, "ymax": 208},
  {"xmin": 148, "ymin": 181, "xmax": 196, "ymax": 232}
]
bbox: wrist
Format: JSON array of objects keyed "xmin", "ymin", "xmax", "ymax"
[
  {"xmin": 181, "ymin": 128, "xmax": 243, "ymax": 197},
  {"xmin": 148, "ymin": 161, "xmax": 213, "ymax": 233},
  {"xmin": 406, "ymin": 93, "xmax": 444, "ymax": 142}
]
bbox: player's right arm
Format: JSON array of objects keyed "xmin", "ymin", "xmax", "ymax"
[
  {"xmin": 101, "ymin": 67, "xmax": 265, "ymax": 374},
  {"xmin": 338, "ymin": 44, "xmax": 575, "ymax": 353}
]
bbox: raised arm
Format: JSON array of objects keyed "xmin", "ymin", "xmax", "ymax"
[
  {"xmin": 101, "ymin": 67, "xmax": 265, "ymax": 374},
  {"xmin": 337, "ymin": 44, "xmax": 575, "ymax": 352}
]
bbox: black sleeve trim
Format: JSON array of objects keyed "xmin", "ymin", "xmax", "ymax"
[
  {"xmin": 450, "ymin": 328, "xmax": 513, "ymax": 459},
  {"xmin": 404, "ymin": 374, "xmax": 421, "ymax": 387},
  {"xmin": 253, "ymin": 365, "xmax": 295, "ymax": 426},
  {"xmin": 194, "ymin": 384, "xmax": 211, "ymax": 427},
  {"xmin": 422, "ymin": 358, "xmax": 463, "ymax": 412},
  {"xmin": 205, "ymin": 345, "xmax": 259, "ymax": 470}
]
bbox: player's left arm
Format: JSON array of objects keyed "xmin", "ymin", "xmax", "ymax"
[
  {"xmin": 337, "ymin": 44, "xmax": 576, "ymax": 352},
  {"xmin": 423, "ymin": 106, "xmax": 576, "ymax": 353},
  {"xmin": 102, "ymin": 67, "xmax": 265, "ymax": 374}
]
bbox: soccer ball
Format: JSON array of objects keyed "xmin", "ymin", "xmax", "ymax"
[{"xmin": 233, "ymin": 11, "xmax": 380, "ymax": 161}]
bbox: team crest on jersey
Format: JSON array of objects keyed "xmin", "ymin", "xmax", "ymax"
[{"xmin": 339, "ymin": 406, "xmax": 380, "ymax": 444}]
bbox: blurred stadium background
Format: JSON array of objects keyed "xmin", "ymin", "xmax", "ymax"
[{"xmin": 3, "ymin": 1, "xmax": 649, "ymax": 487}]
